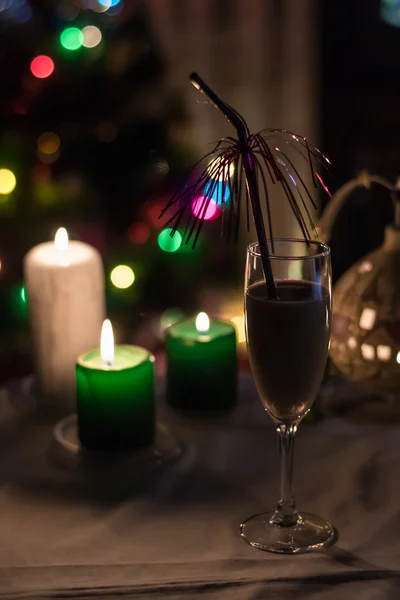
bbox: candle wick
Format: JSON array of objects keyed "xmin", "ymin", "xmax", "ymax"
[{"xmin": 105, "ymin": 360, "xmax": 113, "ymax": 367}]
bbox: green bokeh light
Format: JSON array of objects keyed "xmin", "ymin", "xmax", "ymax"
[
  {"xmin": 60, "ymin": 27, "xmax": 84, "ymax": 51},
  {"xmin": 158, "ymin": 228, "xmax": 182, "ymax": 253},
  {"xmin": 11, "ymin": 283, "xmax": 28, "ymax": 320}
]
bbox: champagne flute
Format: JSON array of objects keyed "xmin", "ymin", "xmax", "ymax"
[{"xmin": 240, "ymin": 239, "xmax": 334, "ymax": 554}]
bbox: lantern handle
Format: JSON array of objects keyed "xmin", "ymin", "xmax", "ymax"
[{"xmin": 314, "ymin": 170, "xmax": 393, "ymax": 244}]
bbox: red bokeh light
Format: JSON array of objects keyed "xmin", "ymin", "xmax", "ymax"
[
  {"xmin": 144, "ymin": 200, "xmax": 167, "ymax": 229},
  {"xmin": 129, "ymin": 222, "xmax": 151, "ymax": 244},
  {"xmin": 30, "ymin": 55, "xmax": 54, "ymax": 79}
]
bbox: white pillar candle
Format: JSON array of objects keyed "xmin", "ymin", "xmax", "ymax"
[{"xmin": 24, "ymin": 228, "xmax": 105, "ymax": 414}]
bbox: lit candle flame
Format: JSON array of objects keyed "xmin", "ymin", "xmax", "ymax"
[
  {"xmin": 196, "ymin": 312, "xmax": 210, "ymax": 333},
  {"xmin": 54, "ymin": 227, "xmax": 68, "ymax": 251},
  {"xmin": 101, "ymin": 319, "xmax": 114, "ymax": 366}
]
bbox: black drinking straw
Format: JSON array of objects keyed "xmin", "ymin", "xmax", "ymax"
[{"xmin": 189, "ymin": 73, "xmax": 278, "ymax": 299}]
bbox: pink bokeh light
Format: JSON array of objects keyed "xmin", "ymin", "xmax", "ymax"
[{"xmin": 192, "ymin": 196, "xmax": 220, "ymax": 221}]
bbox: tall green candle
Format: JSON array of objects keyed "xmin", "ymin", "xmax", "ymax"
[
  {"xmin": 76, "ymin": 320, "xmax": 155, "ymax": 451},
  {"xmin": 166, "ymin": 312, "xmax": 237, "ymax": 411}
]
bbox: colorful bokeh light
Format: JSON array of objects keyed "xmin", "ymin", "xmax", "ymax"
[
  {"xmin": 204, "ymin": 181, "xmax": 230, "ymax": 203},
  {"xmin": 207, "ymin": 156, "xmax": 235, "ymax": 181},
  {"xmin": 60, "ymin": 27, "xmax": 83, "ymax": 51},
  {"xmin": 82, "ymin": 25, "xmax": 102, "ymax": 48},
  {"xmin": 128, "ymin": 222, "xmax": 150, "ymax": 244},
  {"xmin": 11, "ymin": 283, "xmax": 29, "ymax": 320},
  {"xmin": 11, "ymin": 3, "xmax": 32, "ymax": 24},
  {"xmin": 110, "ymin": 265, "xmax": 135, "ymax": 289},
  {"xmin": 192, "ymin": 196, "xmax": 219, "ymax": 220},
  {"xmin": 104, "ymin": 1, "xmax": 123, "ymax": 16},
  {"xmin": 381, "ymin": 0, "xmax": 400, "ymax": 27},
  {"xmin": 30, "ymin": 55, "xmax": 54, "ymax": 79},
  {"xmin": 92, "ymin": 0, "xmax": 111, "ymax": 13},
  {"xmin": 145, "ymin": 200, "xmax": 166, "ymax": 229},
  {"xmin": 37, "ymin": 132, "xmax": 60, "ymax": 155},
  {"xmin": 158, "ymin": 228, "xmax": 182, "ymax": 253},
  {"xmin": 99, "ymin": 0, "xmax": 120, "ymax": 6},
  {"xmin": 0, "ymin": 169, "xmax": 16, "ymax": 194}
]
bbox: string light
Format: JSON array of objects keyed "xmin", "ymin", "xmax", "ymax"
[
  {"xmin": 110, "ymin": 265, "xmax": 135, "ymax": 289},
  {"xmin": 37, "ymin": 132, "xmax": 60, "ymax": 155},
  {"xmin": 158, "ymin": 229, "xmax": 182, "ymax": 253},
  {"xmin": 0, "ymin": 169, "xmax": 16, "ymax": 194},
  {"xmin": 20, "ymin": 285, "xmax": 27, "ymax": 304},
  {"xmin": 30, "ymin": 55, "xmax": 54, "ymax": 79},
  {"xmin": 60, "ymin": 27, "xmax": 83, "ymax": 51},
  {"xmin": 82, "ymin": 25, "xmax": 102, "ymax": 48},
  {"xmin": 192, "ymin": 196, "xmax": 219, "ymax": 220}
]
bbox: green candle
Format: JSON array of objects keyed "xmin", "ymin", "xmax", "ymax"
[
  {"xmin": 76, "ymin": 320, "xmax": 155, "ymax": 451},
  {"xmin": 166, "ymin": 312, "xmax": 237, "ymax": 411}
]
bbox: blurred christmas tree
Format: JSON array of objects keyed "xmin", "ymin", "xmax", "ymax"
[{"xmin": 0, "ymin": 0, "xmax": 239, "ymax": 377}]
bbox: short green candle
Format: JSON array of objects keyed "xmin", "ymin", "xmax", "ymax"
[
  {"xmin": 76, "ymin": 338, "xmax": 155, "ymax": 451},
  {"xmin": 166, "ymin": 313, "xmax": 237, "ymax": 411}
]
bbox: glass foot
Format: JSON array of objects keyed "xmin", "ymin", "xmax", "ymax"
[{"xmin": 240, "ymin": 512, "xmax": 335, "ymax": 554}]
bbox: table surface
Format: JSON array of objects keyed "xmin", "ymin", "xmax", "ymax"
[{"xmin": 1, "ymin": 375, "xmax": 400, "ymax": 599}]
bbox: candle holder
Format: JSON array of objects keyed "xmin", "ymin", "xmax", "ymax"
[{"xmin": 52, "ymin": 415, "xmax": 183, "ymax": 474}]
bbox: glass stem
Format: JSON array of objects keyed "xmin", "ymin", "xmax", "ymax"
[{"xmin": 270, "ymin": 423, "xmax": 299, "ymax": 528}]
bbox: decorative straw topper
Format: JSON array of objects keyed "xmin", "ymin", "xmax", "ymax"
[{"xmin": 160, "ymin": 73, "xmax": 331, "ymax": 299}]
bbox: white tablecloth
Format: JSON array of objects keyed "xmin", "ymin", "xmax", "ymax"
[{"xmin": 1, "ymin": 375, "xmax": 400, "ymax": 599}]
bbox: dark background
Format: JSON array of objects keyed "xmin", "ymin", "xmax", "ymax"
[{"xmin": 322, "ymin": 0, "xmax": 398, "ymax": 278}]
